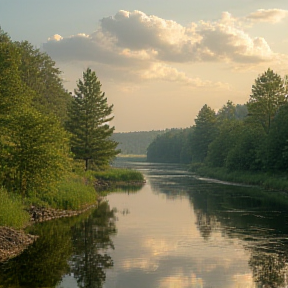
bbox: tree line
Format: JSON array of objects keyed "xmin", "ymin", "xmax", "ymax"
[
  {"xmin": 147, "ymin": 68, "xmax": 288, "ymax": 174},
  {"xmin": 0, "ymin": 29, "xmax": 118, "ymax": 199}
]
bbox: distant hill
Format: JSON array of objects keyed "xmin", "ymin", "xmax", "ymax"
[{"xmin": 112, "ymin": 130, "xmax": 166, "ymax": 155}]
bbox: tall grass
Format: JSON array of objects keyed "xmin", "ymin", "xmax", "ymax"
[
  {"xmin": 37, "ymin": 174, "xmax": 97, "ymax": 210},
  {"xmin": 0, "ymin": 188, "xmax": 30, "ymax": 228},
  {"xmin": 93, "ymin": 168, "xmax": 144, "ymax": 182}
]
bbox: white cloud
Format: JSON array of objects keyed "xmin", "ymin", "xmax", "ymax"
[
  {"xmin": 44, "ymin": 10, "xmax": 276, "ymax": 65},
  {"xmin": 246, "ymin": 9, "xmax": 288, "ymax": 23},
  {"xmin": 42, "ymin": 10, "xmax": 286, "ymax": 88}
]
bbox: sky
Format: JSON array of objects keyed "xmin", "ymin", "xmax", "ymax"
[{"xmin": 1, "ymin": 0, "xmax": 288, "ymax": 132}]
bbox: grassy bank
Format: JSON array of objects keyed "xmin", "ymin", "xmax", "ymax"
[
  {"xmin": 0, "ymin": 167, "xmax": 144, "ymax": 229},
  {"xmin": 93, "ymin": 167, "xmax": 144, "ymax": 182},
  {"xmin": 0, "ymin": 188, "xmax": 30, "ymax": 228},
  {"xmin": 192, "ymin": 164, "xmax": 288, "ymax": 192}
]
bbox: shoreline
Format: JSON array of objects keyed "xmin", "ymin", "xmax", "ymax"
[
  {"xmin": 0, "ymin": 203, "xmax": 98, "ymax": 263},
  {"xmin": 193, "ymin": 165, "xmax": 288, "ymax": 193},
  {"xmin": 0, "ymin": 179, "xmax": 146, "ymax": 263}
]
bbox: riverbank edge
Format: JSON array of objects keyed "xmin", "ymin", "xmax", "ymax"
[
  {"xmin": 192, "ymin": 165, "xmax": 288, "ymax": 192},
  {"xmin": 0, "ymin": 202, "xmax": 99, "ymax": 263},
  {"xmin": 0, "ymin": 176, "xmax": 146, "ymax": 263}
]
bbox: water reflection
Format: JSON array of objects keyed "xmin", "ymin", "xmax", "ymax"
[
  {"xmin": 69, "ymin": 202, "xmax": 116, "ymax": 288},
  {"xmin": 146, "ymin": 166, "xmax": 288, "ymax": 288},
  {"xmin": 0, "ymin": 202, "xmax": 116, "ymax": 288}
]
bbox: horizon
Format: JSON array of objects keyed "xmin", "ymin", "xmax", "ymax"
[{"xmin": 1, "ymin": 1, "xmax": 288, "ymax": 132}]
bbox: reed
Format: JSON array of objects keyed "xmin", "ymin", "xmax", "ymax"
[
  {"xmin": 0, "ymin": 188, "xmax": 30, "ymax": 228},
  {"xmin": 38, "ymin": 174, "xmax": 97, "ymax": 210}
]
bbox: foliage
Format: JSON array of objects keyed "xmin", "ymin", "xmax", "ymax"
[
  {"xmin": 247, "ymin": 68, "xmax": 287, "ymax": 133},
  {"xmin": 0, "ymin": 188, "xmax": 30, "ymax": 228},
  {"xmin": 206, "ymin": 120, "xmax": 243, "ymax": 168},
  {"xmin": 191, "ymin": 104, "xmax": 217, "ymax": 163},
  {"xmin": 15, "ymin": 41, "xmax": 71, "ymax": 123},
  {"xmin": 67, "ymin": 68, "xmax": 119, "ymax": 170},
  {"xmin": 225, "ymin": 121, "xmax": 266, "ymax": 171},
  {"xmin": 0, "ymin": 38, "xmax": 71, "ymax": 197},
  {"xmin": 112, "ymin": 130, "xmax": 165, "ymax": 155},
  {"xmin": 147, "ymin": 128, "xmax": 193, "ymax": 163},
  {"xmin": 264, "ymin": 103, "xmax": 288, "ymax": 171}
]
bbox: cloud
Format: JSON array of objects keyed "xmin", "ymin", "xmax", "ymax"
[
  {"xmin": 246, "ymin": 9, "xmax": 288, "ymax": 23},
  {"xmin": 42, "ymin": 10, "xmax": 285, "ymax": 87},
  {"xmin": 140, "ymin": 63, "xmax": 230, "ymax": 89},
  {"xmin": 44, "ymin": 10, "xmax": 276, "ymax": 66}
]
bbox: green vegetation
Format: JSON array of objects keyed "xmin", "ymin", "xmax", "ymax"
[
  {"xmin": 147, "ymin": 128, "xmax": 193, "ymax": 163},
  {"xmin": 0, "ymin": 29, "xmax": 141, "ymax": 229},
  {"xmin": 66, "ymin": 68, "xmax": 119, "ymax": 171},
  {"xmin": 147, "ymin": 68, "xmax": 288, "ymax": 191},
  {"xmin": 93, "ymin": 168, "xmax": 144, "ymax": 182},
  {"xmin": 112, "ymin": 130, "xmax": 165, "ymax": 155},
  {"xmin": 40, "ymin": 175, "xmax": 97, "ymax": 210},
  {"xmin": 0, "ymin": 188, "xmax": 30, "ymax": 228}
]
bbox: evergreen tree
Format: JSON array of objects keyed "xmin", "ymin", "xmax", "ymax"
[
  {"xmin": 67, "ymin": 68, "xmax": 119, "ymax": 170},
  {"xmin": 191, "ymin": 104, "xmax": 217, "ymax": 163}
]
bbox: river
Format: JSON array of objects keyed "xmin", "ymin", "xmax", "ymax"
[{"xmin": 1, "ymin": 160, "xmax": 288, "ymax": 288}]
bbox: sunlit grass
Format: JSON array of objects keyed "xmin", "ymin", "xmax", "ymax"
[
  {"xmin": 37, "ymin": 174, "xmax": 97, "ymax": 210},
  {"xmin": 93, "ymin": 167, "xmax": 144, "ymax": 182},
  {"xmin": 0, "ymin": 188, "xmax": 30, "ymax": 228}
]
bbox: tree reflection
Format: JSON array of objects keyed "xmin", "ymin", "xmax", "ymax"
[
  {"xmin": 148, "ymin": 170, "xmax": 288, "ymax": 288},
  {"xmin": 190, "ymin": 185, "xmax": 288, "ymax": 288},
  {"xmin": 0, "ymin": 202, "xmax": 116, "ymax": 288},
  {"xmin": 70, "ymin": 201, "xmax": 116, "ymax": 288},
  {"xmin": 0, "ymin": 218, "xmax": 73, "ymax": 287}
]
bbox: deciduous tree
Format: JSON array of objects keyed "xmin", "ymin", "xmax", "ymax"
[{"xmin": 248, "ymin": 68, "xmax": 287, "ymax": 133}]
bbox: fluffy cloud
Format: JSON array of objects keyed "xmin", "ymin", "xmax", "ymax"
[
  {"xmin": 246, "ymin": 9, "xmax": 288, "ymax": 23},
  {"xmin": 44, "ymin": 10, "xmax": 276, "ymax": 65},
  {"xmin": 42, "ymin": 9, "xmax": 284, "ymax": 87}
]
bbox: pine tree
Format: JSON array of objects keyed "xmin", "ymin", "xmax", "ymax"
[
  {"xmin": 190, "ymin": 104, "xmax": 217, "ymax": 163},
  {"xmin": 67, "ymin": 68, "xmax": 119, "ymax": 170}
]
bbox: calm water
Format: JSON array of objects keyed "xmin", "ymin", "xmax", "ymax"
[{"xmin": 1, "ymin": 160, "xmax": 288, "ymax": 288}]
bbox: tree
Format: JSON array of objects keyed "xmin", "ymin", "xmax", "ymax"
[
  {"xmin": 248, "ymin": 68, "xmax": 287, "ymax": 133},
  {"xmin": 15, "ymin": 41, "xmax": 71, "ymax": 124},
  {"xmin": 0, "ymin": 35, "xmax": 70, "ymax": 197},
  {"xmin": 190, "ymin": 104, "xmax": 217, "ymax": 163},
  {"xmin": 264, "ymin": 102, "xmax": 288, "ymax": 171},
  {"xmin": 67, "ymin": 68, "xmax": 119, "ymax": 170}
]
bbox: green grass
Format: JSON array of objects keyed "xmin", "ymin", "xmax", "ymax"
[
  {"xmin": 0, "ymin": 188, "xmax": 30, "ymax": 228},
  {"xmin": 33, "ymin": 174, "xmax": 97, "ymax": 211},
  {"xmin": 93, "ymin": 167, "xmax": 145, "ymax": 182},
  {"xmin": 194, "ymin": 165, "xmax": 288, "ymax": 192}
]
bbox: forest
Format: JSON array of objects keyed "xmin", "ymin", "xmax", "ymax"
[
  {"xmin": 112, "ymin": 130, "xmax": 166, "ymax": 155},
  {"xmin": 0, "ymin": 29, "xmax": 144, "ymax": 229},
  {"xmin": 147, "ymin": 69, "xmax": 288, "ymax": 190}
]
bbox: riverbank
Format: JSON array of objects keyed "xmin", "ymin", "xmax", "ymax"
[
  {"xmin": 192, "ymin": 165, "xmax": 288, "ymax": 192},
  {"xmin": 0, "ymin": 167, "xmax": 145, "ymax": 262}
]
